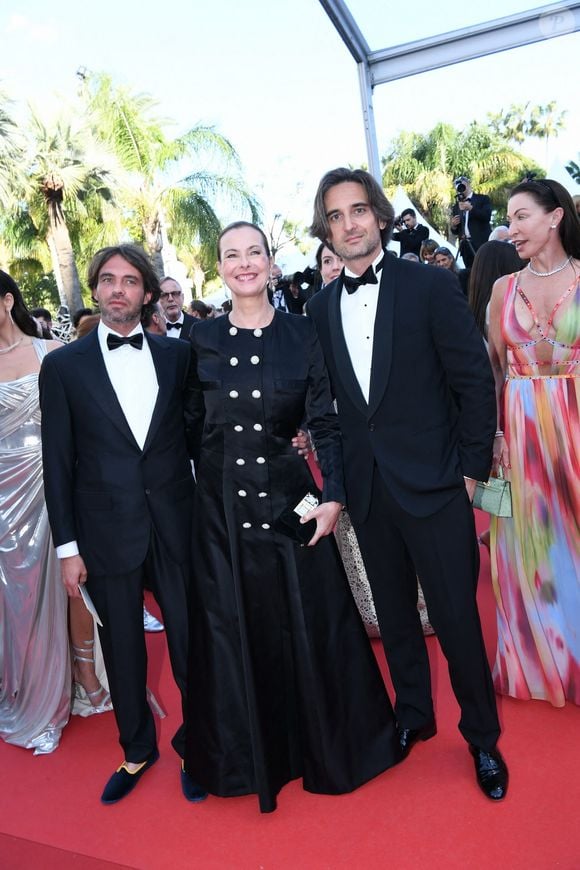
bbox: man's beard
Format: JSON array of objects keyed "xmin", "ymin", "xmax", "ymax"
[
  {"xmin": 333, "ymin": 233, "xmax": 382, "ymax": 265},
  {"xmin": 101, "ymin": 303, "xmax": 143, "ymax": 325}
]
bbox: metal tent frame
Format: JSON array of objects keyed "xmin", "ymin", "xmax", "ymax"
[{"xmin": 318, "ymin": 1, "xmax": 580, "ymax": 180}]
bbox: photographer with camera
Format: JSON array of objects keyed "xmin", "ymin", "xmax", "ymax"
[
  {"xmin": 392, "ymin": 208, "xmax": 429, "ymax": 258},
  {"xmin": 450, "ymin": 176, "xmax": 492, "ymax": 268}
]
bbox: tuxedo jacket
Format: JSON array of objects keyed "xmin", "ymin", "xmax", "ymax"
[
  {"xmin": 307, "ymin": 256, "xmax": 495, "ymax": 522},
  {"xmin": 39, "ymin": 330, "xmax": 195, "ymax": 575},
  {"xmin": 391, "ymin": 223, "xmax": 429, "ymax": 257},
  {"xmin": 451, "ymin": 193, "xmax": 492, "ymax": 251}
]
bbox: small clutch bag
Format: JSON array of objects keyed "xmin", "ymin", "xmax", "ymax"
[
  {"xmin": 473, "ymin": 467, "xmax": 512, "ymax": 517},
  {"xmin": 274, "ymin": 492, "xmax": 319, "ymax": 545}
]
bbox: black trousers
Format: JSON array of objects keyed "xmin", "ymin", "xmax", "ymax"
[
  {"xmin": 352, "ymin": 466, "xmax": 500, "ymax": 751},
  {"xmin": 87, "ymin": 531, "xmax": 190, "ymax": 763}
]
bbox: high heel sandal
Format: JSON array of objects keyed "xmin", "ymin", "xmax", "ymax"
[{"xmin": 72, "ymin": 640, "xmax": 113, "ymax": 714}]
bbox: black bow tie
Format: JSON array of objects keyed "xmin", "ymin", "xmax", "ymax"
[
  {"xmin": 166, "ymin": 321, "xmax": 183, "ymax": 330},
  {"xmin": 343, "ymin": 257, "xmax": 384, "ymax": 294},
  {"xmin": 106, "ymin": 333, "xmax": 144, "ymax": 351}
]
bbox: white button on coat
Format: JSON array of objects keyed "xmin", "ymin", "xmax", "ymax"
[{"xmin": 230, "ymin": 357, "xmax": 238, "ymax": 366}]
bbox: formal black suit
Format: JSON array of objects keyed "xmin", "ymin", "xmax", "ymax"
[
  {"xmin": 451, "ymin": 193, "xmax": 492, "ymax": 267},
  {"xmin": 307, "ymin": 255, "xmax": 501, "ymax": 750},
  {"xmin": 167, "ymin": 310, "xmax": 196, "ymax": 341},
  {"xmin": 391, "ymin": 223, "xmax": 429, "ymax": 257},
  {"xmin": 39, "ymin": 329, "xmax": 196, "ymax": 762}
]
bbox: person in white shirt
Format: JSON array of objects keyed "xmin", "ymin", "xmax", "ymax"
[
  {"xmin": 159, "ymin": 277, "xmax": 196, "ymax": 341},
  {"xmin": 39, "ymin": 245, "xmax": 206, "ymax": 805}
]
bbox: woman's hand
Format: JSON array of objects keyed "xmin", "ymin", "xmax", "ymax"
[
  {"xmin": 292, "ymin": 428, "xmax": 313, "ymax": 458},
  {"xmin": 492, "ymin": 435, "xmax": 510, "ymax": 475},
  {"xmin": 301, "ymin": 501, "xmax": 342, "ymax": 546},
  {"xmin": 60, "ymin": 554, "xmax": 87, "ymax": 598}
]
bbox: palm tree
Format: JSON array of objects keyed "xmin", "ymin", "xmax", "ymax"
[
  {"xmin": 566, "ymin": 159, "xmax": 580, "ymax": 183},
  {"xmin": 0, "ymin": 89, "xmax": 24, "ymax": 211},
  {"xmin": 528, "ymin": 101, "xmax": 567, "ymax": 166},
  {"xmin": 487, "ymin": 104, "xmax": 530, "ymax": 146},
  {"xmin": 82, "ymin": 73, "xmax": 260, "ymax": 280},
  {"xmin": 20, "ymin": 109, "xmax": 121, "ymax": 313},
  {"xmin": 382, "ymin": 121, "xmax": 539, "ymax": 235}
]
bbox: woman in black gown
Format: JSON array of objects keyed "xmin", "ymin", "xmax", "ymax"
[{"xmin": 184, "ymin": 222, "xmax": 401, "ymax": 813}]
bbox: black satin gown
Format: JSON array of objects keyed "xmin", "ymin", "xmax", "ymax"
[{"xmin": 184, "ymin": 311, "xmax": 401, "ymax": 812}]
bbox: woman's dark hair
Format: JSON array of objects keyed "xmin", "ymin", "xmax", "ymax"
[
  {"xmin": 310, "ymin": 167, "xmax": 395, "ymax": 247},
  {"xmin": 315, "ymin": 243, "xmax": 325, "ymax": 270},
  {"xmin": 72, "ymin": 307, "xmax": 94, "ymax": 329},
  {"xmin": 216, "ymin": 222, "xmax": 271, "ymax": 261},
  {"xmin": 509, "ymin": 178, "xmax": 580, "ymax": 259},
  {"xmin": 434, "ymin": 247, "xmax": 457, "ymax": 272},
  {"xmin": 0, "ymin": 270, "xmax": 40, "ymax": 337},
  {"xmin": 190, "ymin": 299, "xmax": 209, "ymax": 318},
  {"xmin": 467, "ymin": 240, "xmax": 526, "ymax": 337}
]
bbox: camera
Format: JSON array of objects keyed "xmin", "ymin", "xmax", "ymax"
[{"xmin": 454, "ymin": 178, "xmax": 468, "ymax": 203}]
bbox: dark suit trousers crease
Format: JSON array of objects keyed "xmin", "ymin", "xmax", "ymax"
[
  {"xmin": 351, "ymin": 466, "xmax": 500, "ymax": 750},
  {"xmin": 86, "ymin": 530, "xmax": 190, "ymax": 763}
]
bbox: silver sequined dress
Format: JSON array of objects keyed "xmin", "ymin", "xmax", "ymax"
[{"xmin": 0, "ymin": 339, "xmax": 71, "ymax": 753}]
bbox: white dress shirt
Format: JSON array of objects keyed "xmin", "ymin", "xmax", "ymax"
[
  {"xmin": 340, "ymin": 251, "xmax": 384, "ymax": 403},
  {"xmin": 165, "ymin": 317, "xmax": 184, "ymax": 339},
  {"xmin": 56, "ymin": 321, "xmax": 159, "ymax": 559}
]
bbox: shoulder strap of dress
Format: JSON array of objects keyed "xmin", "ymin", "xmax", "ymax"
[
  {"xmin": 32, "ymin": 337, "xmax": 48, "ymax": 363},
  {"xmin": 500, "ymin": 272, "xmax": 518, "ymax": 325}
]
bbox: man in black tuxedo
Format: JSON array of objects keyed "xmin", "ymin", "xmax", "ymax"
[
  {"xmin": 450, "ymin": 176, "xmax": 492, "ymax": 267},
  {"xmin": 308, "ymin": 168, "xmax": 508, "ymax": 800},
  {"xmin": 39, "ymin": 245, "xmax": 206, "ymax": 805},
  {"xmin": 159, "ymin": 276, "xmax": 196, "ymax": 341},
  {"xmin": 391, "ymin": 208, "xmax": 429, "ymax": 257}
]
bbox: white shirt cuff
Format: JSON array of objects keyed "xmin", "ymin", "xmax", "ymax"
[{"xmin": 56, "ymin": 541, "xmax": 80, "ymax": 558}]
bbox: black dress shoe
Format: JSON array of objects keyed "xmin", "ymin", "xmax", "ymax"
[
  {"xmin": 101, "ymin": 748, "xmax": 159, "ymax": 804},
  {"xmin": 469, "ymin": 744, "xmax": 508, "ymax": 801},
  {"xmin": 398, "ymin": 720, "xmax": 437, "ymax": 757},
  {"xmin": 181, "ymin": 764, "xmax": 208, "ymax": 803}
]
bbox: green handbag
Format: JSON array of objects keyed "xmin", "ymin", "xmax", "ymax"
[{"xmin": 473, "ymin": 467, "xmax": 512, "ymax": 517}]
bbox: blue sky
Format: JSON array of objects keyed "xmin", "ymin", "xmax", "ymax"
[{"xmin": 1, "ymin": 1, "xmax": 578, "ymax": 269}]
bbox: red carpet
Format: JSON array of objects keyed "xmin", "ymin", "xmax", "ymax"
[{"xmin": 1, "ymin": 513, "xmax": 579, "ymax": 870}]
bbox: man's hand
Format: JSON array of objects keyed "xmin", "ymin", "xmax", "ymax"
[
  {"xmin": 292, "ymin": 428, "xmax": 312, "ymax": 458},
  {"xmin": 458, "ymin": 200, "xmax": 473, "ymax": 212},
  {"xmin": 450, "ymin": 215, "xmax": 461, "ymax": 228},
  {"xmin": 301, "ymin": 501, "xmax": 342, "ymax": 546},
  {"xmin": 60, "ymin": 554, "xmax": 88, "ymax": 598},
  {"xmin": 463, "ymin": 477, "xmax": 477, "ymax": 502}
]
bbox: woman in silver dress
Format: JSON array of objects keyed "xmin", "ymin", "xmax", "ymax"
[{"xmin": 0, "ymin": 272, "xmax": 109, "ymax": 754}]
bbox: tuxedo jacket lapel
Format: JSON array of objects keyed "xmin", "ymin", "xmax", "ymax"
[
  {"xmin": 73, "ymin": 330, "xmax": 141, "ymax": 450},
  {"xmin": 368, "ymin": 257, "xmax": 395, "ymax": 417},
  {"xmin": 142, "ymin": 334, "xmax": 174, "ymax": 452},
  {"xmin": 328, "ymin": 278, "xmax": 368, "ymax": 413}
]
